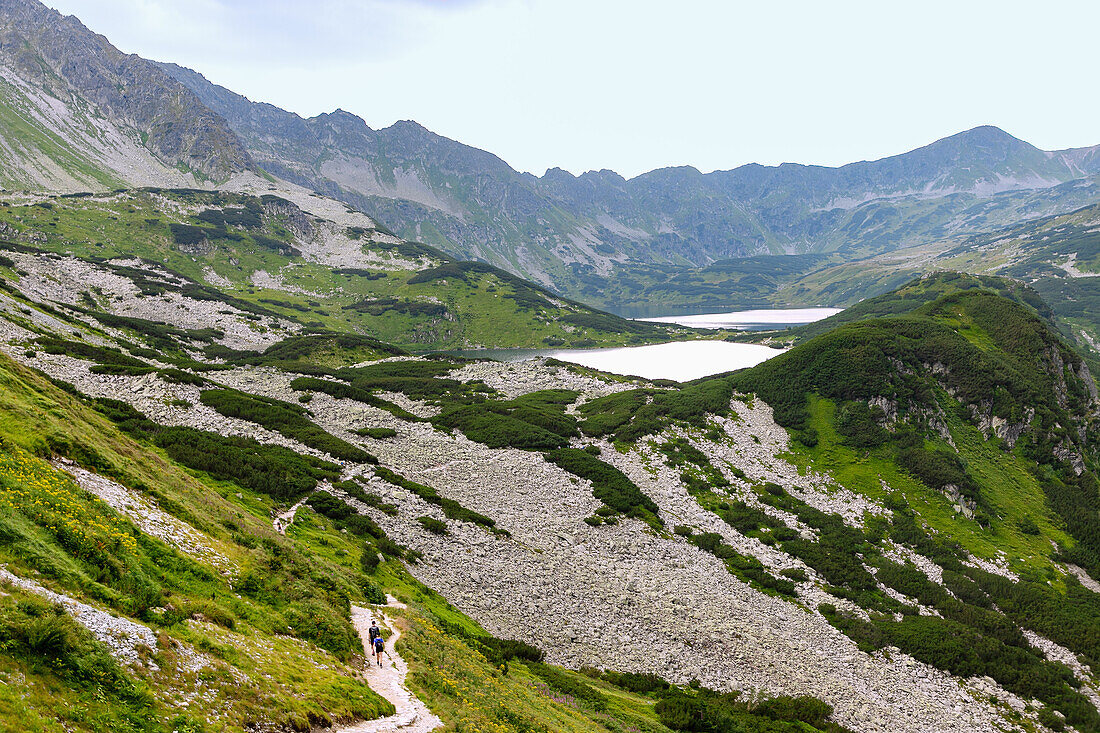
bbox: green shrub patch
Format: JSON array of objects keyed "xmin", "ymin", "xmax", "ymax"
[
  {"xmin": 336, "ymin": 359, "xmax": 484, "ymax": 404},
  {"xmin": 434, "ymin": 390, "xmax": 580, "ymax": 451},
  {"xmin": 417, "ymin": 516, "xmax": 448, "ymax": 535},
  {"xmin": 374, "ymin": 467, "xmax": 504, "ymax": 535},
  {"xmin": 289, "ymin": 377, "xmax": 422, "ymax": 421},
  {"xmin": 94, "ymin": 398, "xmax": 337, "ymax": 500},
  {"xmin": 543, "ymin": 448, "xmax": 660, "ymax": 527},
  {"xmin": 655, "ymin": 686, "xmax": 855, "ymax": 733},
  {"xmin": 200, "ymin": 388, "xmax": 377, "ymax": 464},
  {"xmin": 579, "ymin": 379, "xmax": 736, "ymax": 443}
]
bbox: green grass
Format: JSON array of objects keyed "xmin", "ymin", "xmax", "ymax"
[
  {"xmin": 0, "ymin": 351, "xmax": 396, "ymax": 731},
  {"xmin": 786, "ymin": 395, "xmax": 1068, "ymax": 572}
]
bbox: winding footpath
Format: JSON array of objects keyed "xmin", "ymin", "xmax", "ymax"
[
  {"xmin": 272, "ymin": 507, "xmax": 441, "ymax": 731},
  {"xmin": 273, "ymin": 497, "xmax": 308, "ymax": 534},
  {"xmin": 337, "ymin": 597, "xmax": 442, "ymax": 733}
]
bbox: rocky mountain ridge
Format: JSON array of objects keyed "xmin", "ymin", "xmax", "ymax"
[
  {"xmin": 0, "ymin": 0, "xmax": 251, "ymax": 189},
  {"xmin": 158, "ymin": 59, "xmax": 1100, "ymax": 304},
  {"xmin": 1, "ymin": 0, "xmax": 1097, "ymax": 315}
]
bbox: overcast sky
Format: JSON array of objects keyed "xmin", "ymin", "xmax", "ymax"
[{"xmin": 45, "ymin": 0, "xmax": 1100, "ymax": 179}]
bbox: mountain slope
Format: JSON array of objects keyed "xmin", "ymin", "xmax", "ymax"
[
  {"xmin": 0, "ymin": 216, "xmax": 868, "ymax": 733},
  {"xmin": 2, "ymin": 346, "xmax": 803, "ymax": 733},
  {"xmin": 0, "ymin": 186, "xmax": 684, "ymax": 351},
  {"xmin": 0, "ymin": 0, "xmax": 251, "ymax": 189}
]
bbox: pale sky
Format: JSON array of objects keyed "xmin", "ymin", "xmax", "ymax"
[{"xmin": 45, "ymin": 0, "xmax": 1100, "ymax": 179}]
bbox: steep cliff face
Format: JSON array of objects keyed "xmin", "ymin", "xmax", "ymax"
[{"xmin": 0, "ymin": 0, "xmax": 251, "ymax": 186}]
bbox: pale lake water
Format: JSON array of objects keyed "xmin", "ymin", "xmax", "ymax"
[
  {"xmin": 639, "ymin": 307, "xmax": 842, "ymax": 330},
  {"xmin": 451, "ymin": 307, "xmax": 839, "ymax": 382}
]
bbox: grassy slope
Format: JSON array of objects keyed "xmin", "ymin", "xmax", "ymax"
[
  {"xmin": 0, "ymin": 350, "xmax": 398, "ymax": 731},
  {"xmin": 752, "ymin": 272, "xmax": 1055, "ymax": 346},
  {"xmin": 730, "ymin": 281, "xmax": 1096, "ymax": 572},
  {"xmin": 787, "ymin": 395, "xmax": 1071, "ymax": 572},
  {"xmin": 0, "ymin": 189, "xmax": 694, "ymax": 351}
]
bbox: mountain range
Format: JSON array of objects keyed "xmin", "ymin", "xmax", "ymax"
[
  {"xmin": 162, "ymin": 61, "xmax": 1100, "ymax": 307},
  {"xmin": 2, "ymin": 0, "xmax": 1100, "ymax": 313}
]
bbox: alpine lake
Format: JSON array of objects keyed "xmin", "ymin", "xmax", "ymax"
[{"xmin": 449, "ymin": 307, "xmax": 841, "ymax": 382}]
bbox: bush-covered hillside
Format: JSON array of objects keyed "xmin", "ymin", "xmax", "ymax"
[
  {"xmin": 735, "ymin": 286, "xmax": 1100, "ymax": 557},
  {"xmin": 777, "ymin": 272, "xmax": 1059, "ymax": 345},
  {"xmin": 0, "ymin": 345, "xmax": 858, "ymax": 733},
  {"xmin": 0, "ymin": 188, "xmax": 696, "ymax": 351}
]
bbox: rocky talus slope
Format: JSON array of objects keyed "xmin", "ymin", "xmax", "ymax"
[{"xmin": 0, "ymin": 311, "xmax": 1078, "ymax": 733}]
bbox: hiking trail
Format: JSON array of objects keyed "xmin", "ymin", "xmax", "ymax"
[
  {"xmin": 273, "ymin": 497, "xmax": 307, "ymax": 534},
  {"xmin": 337, "ymin": 595, "xmax": 442, "ymax": 733}
]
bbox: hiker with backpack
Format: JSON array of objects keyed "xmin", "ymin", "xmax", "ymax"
[
  {"xmin": 367, "ymin": 619, "xmax": 386, "ymax": 667},
  {"xmin": 372, "ymin": 630, "xmax": 386, "ymax": 667},
  {"xmin": 368, "ymin": 619, "xmax": 381, "ymax": 646}
]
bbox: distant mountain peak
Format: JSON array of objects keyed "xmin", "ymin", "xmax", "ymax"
[
  {"xmin": 926, "ymin": 124, "xmax": 1034, "ymax": 152},
  {"xmin": 541, "ymin": 167, "xmax": 576, "ymax": 181},
  {"xmin": 956, "ymin": 123, "xmax": 1015, "ymax": 138},
  {"xmin": 328, "ymin": 108, "xmax": 363, "ymax": 121},
  {"xmin": 391, "ymin": 119, "xmax": 429, "ymax": 132}
]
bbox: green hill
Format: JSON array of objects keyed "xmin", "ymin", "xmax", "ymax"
[
  {"xmin": 0, "ymin": 188, "xmax": 691, "ymax": 352},
  {"xmin": 728, "ymin": 285, "xmax": 1100, "ymax": 729},
  {"xmin": 735, "ymin": 280, "xmax": 1099, "ymax": 552},
  {"xmin": 772, "ymin": 272, "xmax": 1056, "ymax": 344}
]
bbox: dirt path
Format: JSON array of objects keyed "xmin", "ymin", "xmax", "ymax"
[
  {"xmin": 337, "ymin": 596, "xmax": 442, "ymax": 733},
  {"xmin": 273, "ymin": 497, "xmax": 307, "ymax": 534}
]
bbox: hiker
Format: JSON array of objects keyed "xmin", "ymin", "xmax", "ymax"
[
  {"xmin": 368, "ymin": 619, "xmax": 381, "ymax": 646},
  {"xmin": 373, "ymin": 630, "xmax": 386, "ymax": 667}
]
